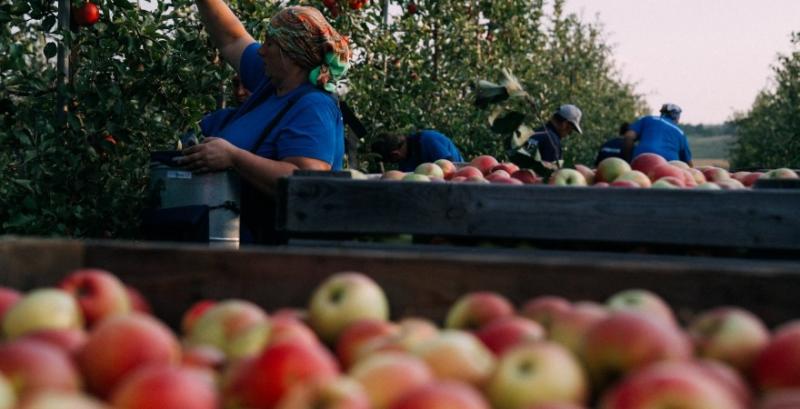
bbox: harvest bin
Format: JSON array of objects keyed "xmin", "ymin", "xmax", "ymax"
[
  {"xmin": 276, "ymin": 176, "xmax": 800, "ymax": 256},
  {"xmin": 2, "ymin": 237, "xmax": 800, "ymax": 329}
]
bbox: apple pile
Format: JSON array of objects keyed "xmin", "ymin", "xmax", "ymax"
[
  {"xmin": 381, "ymin": 155, "xmax": 540, "ymax": 185},
  {"xmin": 1, "ymin": 269, "xmax": 800, "ymax": 408}
]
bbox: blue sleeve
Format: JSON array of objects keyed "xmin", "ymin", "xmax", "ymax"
[
  {"xmin": 275, "ymin": 94, "xmax": 340, "ymax": 165},
  {"xmin": 423, "ymin": 134, "xmax": 455, "ymax": 162},
  {"xmin": 239, "ymin": 42, "xmax": 266, "ymax": 92},
  {"xmin": 679, "ymin": 134, "xmax": 692, "ymax": 162},
  {"xmin": 629, "ymin": 116, "xmax": 646, "ymax": 135}
]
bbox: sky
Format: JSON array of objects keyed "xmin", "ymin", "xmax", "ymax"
[{"xmin": 562, "ymin": 0, "xmax": 800, "ymax": 124}]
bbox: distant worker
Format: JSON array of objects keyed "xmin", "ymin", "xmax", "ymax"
[
  {"xmin": 200, "ymin": 74, "xmax": 253, "ymax": 137},
  {"xmin": 525, "ymin": 104, "xmax": 583, "ymax": 168},
  {"xmin": 622, "ymin": 103, "xmax": 692, "ymax": 166},
  {"xmin": 594, "ymin": 122, "xmax": 629, "ymax": 166},
  {"xmin": 371, "ymin": 130, "xmax": 464, "ymax": 172}
]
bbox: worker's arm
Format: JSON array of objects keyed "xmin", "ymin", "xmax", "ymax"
[
  {"xmin": 195, "ymin": 0, "xmax": 255, "ymax": 72},
  {"xmin": 622, "ymin": 130, "xmax": 637, "ymax": 162}
]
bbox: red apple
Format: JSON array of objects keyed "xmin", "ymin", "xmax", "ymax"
[
  {"xmin": 593, "ymin": 181, "xmax": 610, "ymax": 187},
  {"xmin": 72, "ymin": 2, "xmax": 100, "ymax": 26},
  {"xmin": 475, "ymin": 316, "xmax": 545, "ymax": 356},
  {"xmin": 181, "ymin": 345, "xmax": 226, "ymax": 371},
  {"xmin": 693, "ymin": 359, "xmax": 753, "ymax": 408},
  {"xmin": 225, "ymin": 341, "xmax": 339, "ymax": 409},
  {"xmin": 78, "ymin": 313, "xmax": 181, "ymax": 398},
  {"xmin": 111, "ymin": 365, "xmax": 218, "ymax": 409},
  {"xmin": 596, "ymin": 157, "xmax": 632, "ymax": 183},
  {"xmin": 702, "ymin": 167, "xmax": 731, "ymax": 183},
  {"xmin": 469, "ymin": 155, "xmax": 500, "ymax": 175},
  {"xmin": 414, "ymin": 163, "xmax": 445, "ymax": 179},
  {"xmin": 582, "ymin": 311, "xmax": 693, "ymax": 388},
  {"xmin": 445, "ymin": 291, "xmax": 514, "ymax": 330},
  {"xmin": 686, "ymin": 168, "xmax": 708, "ymax": 185},
  {"xmin": 520, "ymin": 295, "xmax": 572, "ymax": 333},
  {"xmin": 753, "ymin": 321, "xmax": 800, "ymax": 392},
  {"xmin": 492, "ymin": 162, "xmax": 520, "ymax": 175},
  {"xmin": 308, "ymin": 272, "xmax": 389, "ymax": 345},
  {"xmin": 610, "ymin": 179, "xmax": 641, "ymax": 188},
  {"xmin": 181, "ymin": 299, "xmax": 217, "ymax": 335},
  {"xmin": 687, "ymin": 307, "xmax": 770, "ymax": 374},
  {"xmin": 741, "ymin": 172, "xmax": 764, "ymax": 187},
  {"xmin": 485, "ymin": 341, "xmax": 589, "ymax": 409},
  {"xmin": 187, "ymin": 299, "xmax": 268, "ymax": 360},
  {"xmin": 453, "ymin": 166, "xmax": 485, "ymax": 180},
  {"xmin": 336, "ymin": 319, "xmax": 400, "ymax": 369},
  {"xmin": 406, "ymin": 1, "xmax": 418, "ymax": 15},
  {"xmin": 549, "ymin": 168, "xmax": 588, "ymax": 186},
  {"xmin": 381, "ymin": 170, "xmax": 406, "ymax": 181},
  {"xmin": 414, "ymin": 330, "xmax": 495, "ymax": 386},
  {"xmin": 548, "ymin": 301, "xmax": 609, "ymax": 357},
  {"xmin": 0, "ymin": 286, "xmax": 21, "ymax": 321},
  {"xmin": 389, "ymin": 381, "xmax": 490, "ymax": 409},
  {"xmin": 3, "ymin": 288, "xmax": 83, "ymax": 339},
  {"xmin": 574, "ymin": 164, "xmax": 596, "ymax": 185},
  {"xmin": 716, "ymin": 179, "xmax": 746, "ymax": 190},
  {"xmin": 20, "ymin": 328, "xmax": 88, "ymax": 356},
  {"xmin": 268, "ymin": 314, "xmax": 320, "ymax": 348},
  {"xmin": 606, "ymin": 289, "xmax": 677, "ymax": 327},
  {"xmin": 358, "ymin": 318, "xmax": 440, "ymax": 360},
  {"xmin": 276, "ymin": 376, "xmax": 370, "ymax": 409},
  {"xmin": 631, "ymin": 153, "xmax": 667, "ymax": 176},
  {"xmin": 758, "ymin": 390, "xmax": 800, "ymax": 409},
  {"xmin": 125, "ymin": 286, "xmax": 152, "ymax": 315},
  {"xmin": 511, "ymin": 169, "xmax": 539, "ymax": 184},
  {"xmin": 648, "ymin": 163, "xmax": 687, "ymax": 183},
  {"xmin": 59, "ymin": 268, "xmax": 132, "ymax": 327},
  {"xmin": 486, "ymin": 170, "xmax": 511, "ymax": 180},
  {"xmin": 0, "ymin": 339, "xmax": 81, "ymax": 401},
  {"xmin": 599, "ymin": 361, "xmax": 745, "ymax": 409},
  {"xmin": 349, "ymin": 352, "xmax": 433, "ymax": 409},
  {"xmin": 668, "ymin": 160, "xmax": 691, "ymax": 169},
  {"xmin": 615, "ymin": 170, "xmax": 652, "ymax": 188},
  {"xmin": 434, "ymin": 159, "xmax": 457, "ymax": 180},
  {"xmin": 651, "ymin": 176, "xmax": 685, "ymax": 188}
]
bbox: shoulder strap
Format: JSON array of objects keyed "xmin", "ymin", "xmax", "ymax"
[{"xmin": 249, "ymin": 86, "xmax": 320, "ymax": 154}]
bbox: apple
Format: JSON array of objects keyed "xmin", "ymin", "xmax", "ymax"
[
  {"xmin": 687, "ymin": 307, "xmax": 770, "ymax": 374},
  {"xmin": 182, "ymin": 345, "xmax": 226, "ymax": 371},
  {"xmin": 225, "ymin": 341, "xmax": 339, "ymax": 409},
  {"xmin": 486, "ymin": 170, "xmax": 511, "ymax": 180},
  {"xmin": 444, "ymin": 291, "xmax": 514, "ymax": 330},
  {"xmin": 349, "ymin": 0, "xmax": 367, "ymax": 10},
  {"xmin": 20, "ymin": 328, "xmax": 88, "ymax": 356},
  {"xmin": 0, "ymin": 373, "xmax": 13, "ymax": 409},
  {"xmin": 466, "ymin": 176, "xmax": 490, "ymax": 184},
  {"xmin": 406, "ymin": 1, "xmax": 418, "ymax": 15},
  {"xmin": 414, "ymin": 330, "xmax": 495, "ymax": 385},
  {"xmin": 336, "ymin": 319, "xmax": 400, "ymax": 369},
  {"xmin": 485, "ymin": 341, "xmax": 589, "ymax": 409},
  {"xmin": 59, "ymin": 268, "xmax": 132, "ymax": 327},
  {"xmin": 741, "ymin": 172, "xmax": 764, "ymax": 187},
  {"xmin": 758, "ymin": 390, "xmax": 800, "ymax": 409},
  {"xmin": 716, "ymin": 179, "xmax": 745, "ymax": 190},
  {"xmin": 0, "ymin": 287, "xmax": 21, "ymax": 321},
  {"xmin": 72, "ymin": 2, "xmax": 100, "ymax": 26},
  {"xmin": 181, "ymin": 299, "xmax": 217, "ymax": 335},
  {"xmin": 593, "ymin": 181, "xmax": 610, "ymax": 187},
  {"xmin": 520, "ymin": 295, "xmax": 572, "ymax": 333},
  {"xmin": 475, "ymin": 316, "xmax": 545, "ymax": 356},
  {"xmin": 469, "ymin": 155, "xmax": 500, "ymax": 175},
  {"xmin": 276, "ymin": 376, "xmax": 370, "ymax": 409},
  {"xmin": 3, "ymin": 288, "xmax": 83, "ymax": 339},
  {"xmin": 492, "ymin": 162, "xmax": 520, "ymax": 175},
  {"xmin": 610, "ymin": 180, "xmax": 641, "ymax": 188},
  {"xmin": 360, "ymin": 317, "xmax": 440, "ymax": 358},
  {"xmin": 17, "ymin": 391, "xmax": 108, "ymax": 409},
  {"xmin": 631, "ymin": 153, "xmax": 667, "ymax": 176},
  {"xmin": 402, "ymin": 173, "xmax": 430, "ymax": 182},
  {"xmin": 349, "ymin": 352, "xmax": 433, "ymax": 409},
  {"xmin": 651, "ymin": 176, "xmax": 684, "ymax": 189},
  {"xmin": 582, "ymin": 311, "xmax": 692, "ymax": 388},
  {"xmin": 389, "ymin": 381, "xmax": 490, "ymax": 409},
  {"xmin": 78, "ymin": 313, "xmax": 181, "ymax": 397},
  {"xmin": 574, "ymin": 164, "xmax": 596, "ymax": 185},
  {"xmin": 511, "ymin": 169, "xmax": 539, "ymax": 184},
  {"xmin": 686, "ymin": 168, "xmax": 708, "ymax": 185},
  {"xmin": 549, "ymin": 168, "xmax": 587, "ymax": 186},
  {"xmin": 489, "ymin": 176, "xmax": 524, "ymax": 185},
  {"xmin": 111, "ymin": 365, "xmax": 218, "ymax": 409},
  {"xmin": 547, "ymin": 301, "xmax": 609, "ymax": 357},
  {"xmin": 693, "ymin": 359, "xmax": 753, "ymax": 408},
  {"xmin": 125, "ymin": 286, "xmax": 152, "ymax": 315},
  {"xmin": 606, "ymin": 289, "xmax": 677, "ymax": 327},
  {"xmin": 612, "ymin": 170, "xmax": 651, "ymax": 188},
  {"xmin": 414, "ymin": 163, "xmax": 445, "ymax": 179},
  {"xmin": 381, "ymin": 170, "xmax": 406, "ymax": 181},
  {"xmin": 762, "ymin": 168, "xmax": 799, "ymax": 179},
  {"xmin": 702, "ymin": 167, "xmax": 731, "ymax": 183},
  {"xmin": 450, "ymin": 176, "xmax": 468, "ymax": 183},
  {"xmin": 453, "ymin": 166, "xmax": 485, "ymax": 180},
  {"xmin": 648, "ymin": 164, "xmax": 687, "ymax": 183},
  {"xmin": 187, "ymin": 299, "xmax": 268, "ymax": 359},
  {"xmin": 752, "ymin": 321, "xmax": 800, "ymax": 391},
  {"xmin": 668, "ymin": 160, "xmax": 691, "ymax": 169},
  {"xmin": 309, "ymin": 272, "xmax": 389, "ymax": 345},
  {"xmin": 599, "ymin": 361, "xmax": 745, "ymax": 409},
  {"xmin": 695, "ymin": 182, "xmax": 722, "ymax": 190},
  {"xmin": 596, "ymin": 157, "xmax": 632, "ymax": 183},
  {"xmin": 267, "ymin": 314, "xmax": 321, "ymax": 348},
  {"xmin": 0, "ymin": 339, "xmax": 81, "ymax": 401},
  {"xmin": 434, "ymin": 159, "xmax": 457, "ymax": 179}
]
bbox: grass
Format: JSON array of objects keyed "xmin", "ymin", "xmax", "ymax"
[{"xmin": 687, "ymin": 134, "xmax": 736, "ymax": 169}]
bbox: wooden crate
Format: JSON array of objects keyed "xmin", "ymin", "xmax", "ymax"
[
  {"xmin": 277, "ymin": 177, "xmax": 800, "ymax": 253},
  {"xmin": 2, "ymin": 237, "xmax": 800, "ymax": 329}
]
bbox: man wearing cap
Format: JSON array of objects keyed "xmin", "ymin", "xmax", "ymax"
[
  {"xmin": 622, "ymin": 103, "xmax": 693, "ymax": 166},
  {"xmin": 524, "ymin": 104, "xmax": 583, "ymax": 168},
  {"xmin": 371, "ymin": 129, "xmax": 464, "ymax": 172}
]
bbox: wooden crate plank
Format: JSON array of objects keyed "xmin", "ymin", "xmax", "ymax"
[
  {"xmin": 77, "ymin": 240, "xmax": 800, "ymax": 328},
  {"xmin": 278, "ymin": 178, "xmax": 800, "ymax": 250},
  {"xmin": 0, "ymin": 236, "xmax": 84, "ymax": 288}
]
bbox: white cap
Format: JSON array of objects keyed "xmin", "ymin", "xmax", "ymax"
[{"xmin": 557, "ymin": 104, "xmax": 583, "ymax": 134}]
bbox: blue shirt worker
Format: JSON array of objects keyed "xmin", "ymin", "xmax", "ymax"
[
  {"xmin": 525, "ymin": 104, "xmax": 583, "ymax": 167},
  {"xmin": 177, "ymin": 3, "xmax": 350, "ymax": 243},
  {"xmin": 594, "ymin": 123, "xmax": 629, "ymax": 166},
  {"xmin": 623, "ymin": 103, "xmax": 693, "ymax": 166},
  {"xmin": 371, "ymin": 130, "xmax": 464, "ymax": 172}
]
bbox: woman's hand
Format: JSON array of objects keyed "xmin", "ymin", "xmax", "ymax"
[{"xmin": 176, "ymin": 137, "xmax": 239, "ymax": 174}]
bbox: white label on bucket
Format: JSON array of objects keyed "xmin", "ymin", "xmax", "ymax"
[{"xmin": 166, "ymin": 170, "xmax": 193, "ymax": 179}]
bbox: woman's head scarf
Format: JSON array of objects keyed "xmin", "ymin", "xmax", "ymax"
[{"xmin": 267, "ymin": 6, "xmax": 351, "ymax": 92}]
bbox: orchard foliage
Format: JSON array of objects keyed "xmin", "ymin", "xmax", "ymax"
[
  {"xmin": 730, "ymin": 32, "xmax": 800, "ymax": 170},
  {"xmin": 2, "ymin": 0, "xmax": 644, "ymax": 239}
]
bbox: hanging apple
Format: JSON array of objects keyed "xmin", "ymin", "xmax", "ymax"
[
  {"xmin": 72, "ymin": 2, "xmax": 100, "ymax": 27},
  {"xmin": 407, "ymin": 1, "xmax": 417, "ymax": 15},
  {"xmin": 349, "ymin": 0, "xmax": 367, "ymax": 10}
]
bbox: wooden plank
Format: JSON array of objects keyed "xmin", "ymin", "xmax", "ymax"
[
  {"xmin": 0, "ymin": 236, "xmax": 85, "ymax": 288},
  {"xmin": 278, "ymin": 177, "xmax": 800, "ymax": 251},
  {"xmin": 73, "ymin": 240, "xmax": 800, "ymax": 329}
]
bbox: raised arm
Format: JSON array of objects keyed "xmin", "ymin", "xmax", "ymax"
[{"xmin": 195, "ymin": 0, "xmax": 255, "ymax": 73}]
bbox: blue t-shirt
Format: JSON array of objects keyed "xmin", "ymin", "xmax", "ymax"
[
  {"xmin": 630, "ymin": 116, "xmax": 692, "ymax": 162},
  {"xmin": 399, "ymin": 130, "xmax": 464, "ymax": 172},
  {"xmin": 527, "ymin": 124, "xmax": 562, "ymax": 162},
  {"xmin": 202, "ymin": 43, "xmax": 344, "ymax": 170},
  {"xmin": 595, "ymin": 137, "xmax": 624, "ymax": 166}
]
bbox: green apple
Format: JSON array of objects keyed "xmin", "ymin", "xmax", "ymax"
[
  {"xmin": 0, "ymin": 373, "xmax": 15, "ymax": 409},
  {"xmin": 309, "ymin": 272, "xmax": 389, "ymax": 344},
  {"xmin": 3, "ymin": 288, "xmax": 83, "ymax": 339}
]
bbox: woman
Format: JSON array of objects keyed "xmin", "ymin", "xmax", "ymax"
[{"xmin": 178, "ymin": 2, "xmax": 350, "ymax": 243}]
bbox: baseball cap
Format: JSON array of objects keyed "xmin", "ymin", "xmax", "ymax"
[
  {"xmin": 660, "ymin": 103, "xmax": 682, "ymax": 120},
  {"xmin": 557, "ymin": 104, "xmax": 583, "ymax": 134}
]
